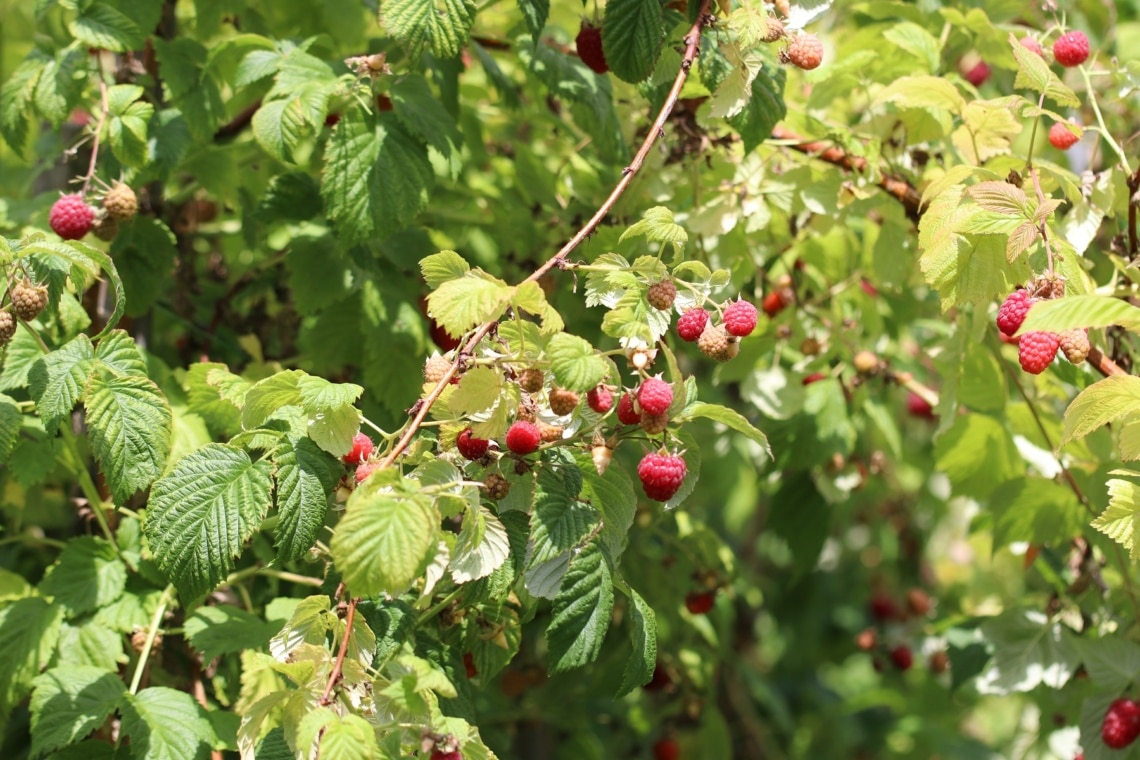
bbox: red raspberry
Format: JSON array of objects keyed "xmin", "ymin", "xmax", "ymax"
[
  {"xmin": 962, "ymin": 59, "xmax": 990, "ymax": 86},
  {"xmin": 996, "ymin": 289, "xmax": 1034, "ymax": 336},
  {"xmin": 684, "ymin": 590, "xmax": 715, "ymax": 615},
  {"xmin": 906, "ymin": 392, "xmax": 935, "ymax": 419},
  {"xmin": 638, "ymin": 451, "xmax": 687, "ymax": 501},
  {"xmin": 49, "ymin": 194, "xmax": 95, "ymax": 240},
  {"xmin": 1048, "ymin": 122, "xmax": 1080, "ymax": 150},
  {"xmin": 1019, "ymin": 36, "xmax": 1044, "ymax": 57},
  {"xmin": 1018, "ymin": 331, "xmax": 1060, "ymax": 374},
  {"xmin": 343, "ymin": 432, "xmax": 374, "ymax": 464},
  {"xmin": 781, "ymin": 32, "xmax": 824, "ymax": 70},
  {"xmin": 576, "ymin": 22, "xmax": 608, "ymax": 74},
  {"xmin": 637, "ymin": 377, "xmax": 673, "ymax": 416},
  {"xmin": 355, "ymin": 462, "xmax": 380, "ymax": 483},
  {"xmin": 869, "ymin": 592, "xmax": 899, "ymax": 622},
  {"xmin": 762, "ymin": 289, "xmax": 789, "ymax": 317},
  {"xmin": 587, "ymin": 385, "xmax": 613, "ymax": 414},
  {"xmin": 652, "ymin": 738, "xmax": 680, "ymax": 760},
  {"xmin": 456, "ymin": 428, "xmax": 490, "ymax": 460},
  {"xmin": 676, "ymin": 308, "xmax": 709, "ymax": 342},
  {"xmin": 644, "ymin": 663, "xmax": 672, "ymax": 692},
  {"xmin": 431, "ymin": 752, "xmax": 463, "ymax": 760},
  {"xmin": 505, "ymin": 421, "xmax": 541, "ymax": 455},
  {"xmin": 617, "ymin": 392, "xmax": 641, "ymax": 425},
  {"xmin": 802, "ymin": 372, "xmax": 827, "ymax": 386},
  {"xmin": 889, "ymin": 645, "xmax": 913, "ymax": 671},
  {"xmin": 1053, "ymin": 30, "xmax": 1089, "ymax": 67},
  {"xmin": 723, "ymin": 299, "xmax": 759, "ymax": 337},
  {"xmin": 1102, "ymin": 698, "xmax": 1140, "ymax": 749}
]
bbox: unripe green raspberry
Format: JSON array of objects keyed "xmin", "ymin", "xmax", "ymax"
[{"xmin": 103, "ymin": 181, "xmax": 138, "ymax": 221}]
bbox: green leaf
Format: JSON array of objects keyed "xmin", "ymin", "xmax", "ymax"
[
  {"xmin": 70, "ymin": 2, "xmax": 145, "ymax": 52},
  {"xmin": 105, "ymin": 85, "xmax": 153, "ymax": 167},
  {"xmin": 56, "ymin": 619, "xmax": 124, "ymax": 672},
  {"xmin": 1, "ymin": 325, "xmax": 45, "ymax": 391},
  {"xmin": 28, "ymin": 334, "xmax": 95, "ymax": 434},
  {"xmin": 318, "ymin": 713, "xmax": 378, "ymax": 759},
  {"xmin": 109, "ymin": 217, "xmax": 179, "ymax": 317},
  {"xmin": 934, "ymin": 413, "xmax": 1021, "ymax": 499},
  {"xmin": 545, "ymin": 539, "xmax": 613, "ymax": 673},
  {"xmin": 251, "ymin": 98, "xmax": 307, "ymax": 164},
  {"xmin": 450, "ymin": 507, "xmax": 510, "ymax": 584},
  {"xmin": 145, "ymin": 444, "xmax": 274, "ymax": 602},
  {"xmin": 684, "ymin": 402, "xmax": 770, "ymax": 458},
  {"xmin": 0, "ymin": 393, "xmax": 20, "ymax": 461},
  {"xmin": 390, "ymin": 75, "xmax": 463, "ymax": 175},
  {"xmin": 616, "ymin": 585, "xmax": 656, "ymax": 697},
  {"xmin": 0, "ymin": 597, "xmax": 65, "ymax": 715},
  {"xmin": 184, "ymin": 605, "xmax": 281, "ymax": 662},
  {"xmin": 330, "ymin": 488, "xmax": 437, "ymax": 597},
  {"xmin": 1, "ymin": 56, "xmax": 46, "ymax": 152},
  {"xmin": 420, "ymin": 250, "xmax": 470, "ymax": 289},
  {"xmin": 1061, "ymin": 375, "xmax": 1140, "ymax": 446},
  {"xmin": 30, "ymin": 666, "xmax": 125, "ymax": 759},
  {"xmin": 39, "ymin": 537, "xmax": 127, "ymax": 618},
  {"xmin": 1092, "ymin": 477, "xmax": 1140, "ymax": 560},
  {"xmin": 1073, "ymin": 636, "xmax": 1140, "ymax": 693},
  {"xmin": 976, "ymin": 609, "xmax": 1078, "ymax": 694},
  {"xmin": 242, "ymin": 370, "xmax": 304, "ymax": 429},
  {"xmin": 578, "ymin": 453, "xmax": 636, "ymax": 565},
  {"xmin": 1018, "ymin": 295, "xmax": 1140, "ymax": 335},
  {"xmin": 619, "ymin": 206, "xmax": 688, "ymax": 250},
  {"xmin": 184, "ymin": 362, "xmax": 242, "ymax": 437},
  {"xmin": 33, "ymin": 49, "xmax": 86, "ymax": 125},
  {"xmin": 119, "ymin": 686, "xmax": 218, "ymax": 760},
  {"xmin": 382, "ymin": 0, "xmax": 477, "ymax": 58},
  {"xmin": 546, "ymin": 333, "xmax": 607, "ymax": 392},
  {"xmin": 1009, "ymin": 32, "xmax": 1079, "ymax": 108},
  {"xmin": 95, "ymin": 330, "xmax": 149, "ymax": 377},
  {"xmin": 517, "ymin": 0, "xmax": 548, "ymax": 38},
  {"xmin": 426, "ymin": 274, "xmax": 514, "ymax": 339},
  {"xmin": 85, "ymin": 373, "xmax": 172, "ymax": 504},
  {"xmin": 601, "ymin": 0, "xmax": 664, "ymax": 83},
  {"xmin": 527, "ymin": 466, "xmax": 597, "ymax": 570},
  {"xmin": 988, "ymin": 478, "xmax": 1085, "ymax": 549},
  {"xmin": 273, "ymin": 436, "xmax": 340, "ymax": 563},
  {"xmin": 450, "ymin": 367, "xmax": 504, "ymax": 416}
]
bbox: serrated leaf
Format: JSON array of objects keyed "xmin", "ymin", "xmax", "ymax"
[
  {"xmin": 185, "ymin": 362, "xmax": 243, "ymax": 437},
  {"xmin": 318, "ymin": 713, "xmax": 377, "ymax": 760},
  {"xmin": 988, "ymin": 478, "xmax": 1085, "ymax": 548},
  {"xmin": 95, "ymin": 330, "xmax": 149, "ymax": 377},
  {"xmin": 578, "ymin": 453, "xmax": 636, "ymax": 564},
  {"xmin": 1019, "ymin": 295, "xmax": 1140, "ymax": 335},
  {"xmin": 382, "ymin": 0, "xmax": 477, "ymax": 59},
  {"xmin": 601, "ymin": 0, "xmax": 664, "ymax": 83},
  {"xmin": 242, "ymin": 370, "xmax": 304, "ymax": 429},
  {"xmin": 39, "ymin": 537, "xmax": 126, "ymax": 618},
  {"xmin": 1073, "ymin": 636, "xmax": 1140, "ymax": 693},
  {"xmin": 976, "ymin": 609, "xmax": 1078, "ymax": 694},
  {"xmin": 28, "ymin": 335, "xmax": 95, "ymax": 435},
  {"xmin": 426, "ymin": 274, "xmax": 514, "ymax": 339},
  {"xmin": 146, "ymin": 444, "xmax": 274, "ymax": 602},
  {"xmin": 120, "ymin": 686, "xmax": 218, "ymax": 760},
  {"xmin": 85, "ymin": 373, "xmax": 172, "ymax": 504},
  {"xmin": 616, "ymin": 585, "xmax": 656, "ymax": 697},
  {"xmin": 30, "ymin": 666, "xmax": 125, "ymax": 759},
  {"xmin": 966, "ymin": 181, "xmax": 1030, "ymax": 216},
  {"xmin": 330, "ymin": 488, "xmax": 437, "ymax": 597},
  {"xmin": 527, "ymin": 466, "xmax": 597, "ymax": 569},
  {"xmin": 0, "ymin": 597, "xmax": 65, "ymax": 715},
  {"xmin": 251, "ymin": 98, "xmax": 308, "ymax": 164},
  {"xmin": 70, "ymin": 2, "xmax": 144, "ymax": 51},
  {"xmin": 390, "ymin": 75, "xmax": 463, "ymax": 175},
  {"xmin": 545, "ymin": 540, "xmax": 613, "ymax": 673},
  {"xmin": 273, "ymin": 436, "xmax": 340, "ymax": 562},
  {"xmin": 420, "ymin": 250, "xmax": 470, "ymax": 288},
  {"xmin": 1061, "ymin": 375, "xmax": 1140, "ymax": 445},
  {"xmin": 517, "ymin": 0, "xmax": 548, "ymax": 38},
  {"xmin": 620, "ymin": 206, "xmax": 688, "ymax": 249},
  {"xmin": 450, "ymin": 367, "xmax": 503, "ymax": 415},
  {"xmin": 0, "ymin": 393, "xmax": 19, "ymax": 461},
  {"xmin": 1010, "ymin": 32, "xmax": 1079, "ymax": 108},
  {"xmin": 546, "ymin": 333, "xmax": 606, "ymax": 392},
  {"xmin": 450, "ymin": 507, "xmax": 510, "ymax": 584},
  {"xmin": 0, "ymin": 56, "xmax": 45, "ymax": 152},
  {"xmin": 56, "ymin": 619, "xmax": 124, "ymax": 671},
  {"xmin": 684, "ymin": 402, "xmax": 770, "ymax": 458},
  {"xmin": 184, "ymin": 605, "xmax": 281, "ymax": 662},
  {"xmin": 1092, "ymin": 478, "xmax": 1140, "ymax": 560}
]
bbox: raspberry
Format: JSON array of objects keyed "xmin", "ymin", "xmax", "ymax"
[
  {"xmin": 617, "ymin": 392, "xmax": 641, "ymax": 425},
  {"xmin": 906, "ymin": 588, "xmax": 932, "ymax": 616},
  {"xmin": 652, "ymin": 738, "xmax": 679, "ymax": 760},
  {"xmin": 646, "ymin": 280, "xmax": 676, "ymax": 311},
  {"xmin": 505, "ymin": 420, "xmax": 541, "ymax": 455},
  {"xmin": 961, "ymin": 57, "xmax": 990, "ymax": 86},
  {"xmin": 906, "ymin": 392, "xmax": 935, "ymax": 419},
  {"xmin": 1019, "ymin": 36, "xmax": 1044, "ymax": 57},
  {"xmin": 456, "ymin": 428, "xmax": 490, "ymax": 460},
  {"xmin": 637, "ymin": 377, "xmax": 673, "ymax": 415},
  {"xmin": 889, "ymin": 645, "xmax": 913, "ymax": 671},
  {"xmin": 781, "ymin": 32, "xmax": 824, "ymax": 70},
  {"xmin": 483, "ymin": 473, "xmax": 510, "ymax": 500},
  {"xmin": 643, "ymin": 663, "xmax": 672, "ymax": 692},
  {"xmin": 676, "ymin": 308, "xmax": 709, "ymax": 342},
  {"xmin": 1102, "ymin": 698, "xmax": 1140, "ymax": 749},
  {"xmin": 684, "ymin": 590, "xmax": 714, "ymax": 615},
  {"xmin": 548, "ymin": 387, "xmax": 579, "ymax": 416},
  {"xmin": 638, "ymin": 451, "xmax": 687, "ymax": 501},
  {"xmin": 697, "ymin": 325, "xmax": 737, "ymax": 362},
  {"xmin": 853, "ymin": 350, "xmax": 880, "ymax": 375},
  {"xmin": 761, "ymin": 16, "xmax": 785, "ymax": 42},
  {"xmin": 343, "ymin": 432, "xmax": 374, "ymax": 464},
  {"xmin": 1053, "ymin": 30, "xmax": 1089, "ymax": 67},
  {"xmin": 424, "ymin": 355, "xmax": 452, "ymax": 384},
  {"xmin": 587, "ymin": 385, "xmax": 613, "ymax": 414},
  {"xmin": 1048, "ymin": 122, "xmax": 1080, "ymax": 150},
  {"xmin": 802, "ymin": 372, "xmax": 827, "ymax": 386},
  {"xmin": 928, "ymin": 651, "xmax": 950, "ymax": 674},
  {"xmin": 519, "ymin": 367, "xmax": 544, "ymax": 393},
  {"xmin": 576, "ymin": 22, "xmax": 608, "ymax": 74},
  {"xmin": 49, "ymin": 194, "xmax": 95, "ymax": 240},
  {"xmin": 762, "ymin": 289, "xmax": 789, "ymax": 317},
  {"xmin": 869, "ymin": 592, "xmax": 899, "ymax": 621},
  {"xmin": 0, "ymin": 311, "xmax": 15, "ymax": 346},
  {"xmin": 1018, "ymin": 331, "xmax": 1060, "ymax": 374},
  {"xmin": 1059, "ymin": 328, "xmax": 1090, "ymax": 364},
  {"xmin": 723, "ymin": 299, "xmax": 758, "ymax": 337},
  {"xmin": 11, "ymin": 280, "xmax": 48, "ymax": 322},
  {"xmin": 103, "ymin": 181, "xmax": 138, "ymax": 221},
  {"xmin": 855, "ymin": 629, "xmax": 877, "ymax": 651},
  {"xmin": 430, "ymin": 752, "xmax": 462, "ymax": 760},
  {"xmin": 355, "ymin": 462, "xmax": 380, "ymax": 483},
  {"xmin": 91, "ymin": 212, "xmax": 118, "ymax": 241},
  {"xmin": 538, "ymin": 422, "xmax": 563, "ymax": 443},
  {"xmin": 640, "ymin": 411, "xmax": 669, "ymax": 435},
  {"xmin": 591, "ymin": 442, "xmax": 613, "ymax": 475},
  {"xmin": 774, "ymin": 0, "xmax": 790, "ymax": 16},
  {"xmin": 996, "ymin": 289, "xmax": 1034, "ymax": 336}
]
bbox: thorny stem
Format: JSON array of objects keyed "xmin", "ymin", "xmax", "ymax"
[
  {"xmin": 377, "ymin": 1, "xmax": 715, "ymax": 470},
  {"xmin": 319, "ymin": 596, "xmax": 358, "ymax": 706}
]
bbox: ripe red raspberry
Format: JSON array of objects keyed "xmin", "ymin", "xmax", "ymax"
[
  {"xmin": 1048, "ymin": 122, "xmax": 1080, "ymax": 150},
  {"xmin": 652, "ymin": 738, "xmax": 679, "ymax": 760},
  {"xmin": 456, "ymin": 428, "xmax": 490, "ymax": 460},
  {"xmin": 103, "ymin": 181, "xmax": 138, "ymax": 221},
  {"xmin": 802, "ymin": 372, "xmax": 827, "ymax": 386},
  {"xmin": 519, "ymin": 367, "xmax": 544, "ymax": 393},
  {"xmin": 587, "ymin": 385, "xmax": 613, "ymax": 414},
  {"xmin": 1019, "ymin": 36, "xmax": 1044, "ymax": 57},
  {"xmin": 49, "ymin": 194, "xmax": 95, "ymax": 240},
  {"xmin": 617, "ymin": 392, "xmax": 641, "ymax": 425},
  {"xmin": 1053, "ymin": 30, "xmax": 1089, "ymax": 67},
  {"xmin": 0, "ymin": 311, "xmax": 15, "ymax": 346},
  {"xmin": 1018, "ymin": 331, "xmax": 1060, "ymax": 374},
  {"xmin": 906, "ymin": 392, "xmax": 935, "ymax": 419},
  {"xmin": 548, "ymin": 387, "xmax": 579, "ymax": 416},
  {"xmin": 961, "ymin": 59, "xmax": 990, "ymax": 86},
  {"xmin": 996, "ymin": 289, "xmax": 1034, "ymax": 337},
  {"xmin": 723, "ymin": 299, "xmax": 759, "ymax": 337},
  {"xmin": 342, "ymin": 432, "xmax": 374, "ymax": 464},
  {"xmin": 684, "ymin": 590, "xmax": 715, "ymax": 615},
  {"xmin": 780, "ymin": 32, "xmax": 824, "ymax": 70},
  {"xmin": 638, "ymin": 451, "xmax": 687, "ymax": 501},
  {"xmin": 11, "ymin": 280, "xmax": 48, "ymax": 322},
  {"xmin": 646, "ymin": 280, "xmax": 677, "ymax": 311},
  {"xmin": 576, "ymin": 22, "xmax": 608, "ymax": 74},
  {"xmin": 762, "ymin": 289, "xmax": 789, "ymax": 317},
  {"xmin": 430, "ymin": 751, "xmax": 462, "ymax": 760},
  {"xmin": 889, "ymin": 645, "xmax": 913, "ymax": 671},
  {"xmin": 676, "ymin": 308, "xmax": 709, "ymax": 342},
  {"xmin": 505, "ymin": 420, "xmax": 541, "ymax": 455},
  {"xmin": 869, "ymin": 592, "xmax": 899, "ymax": 622},
  {"xmin": 355, "ymin": 462, "xmax": 380, "ymax": 483},
  {"xmin": 637, "ymin": 377, "xmax": 673, "ymax": 416},
  {"xmin": 1059, "ymin": 328, "xmax": 1090, "ymax": 364},
  {"xmin": 1102, "ymin": 698, "xmax": 1140, "ymax": 749}
]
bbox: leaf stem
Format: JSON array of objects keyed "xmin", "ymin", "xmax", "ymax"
[
  {"xmin": 128, "ymin": 584, "xmax": 174, "ymax": 695},
  {"xmin": 318, "ymin": 597, "xmax": 358, "ymax": 706}
]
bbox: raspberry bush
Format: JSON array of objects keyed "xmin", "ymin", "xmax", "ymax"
[{"xmin": 4, "ymin": 1, "xmax": 1140, "ymax": 759}]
